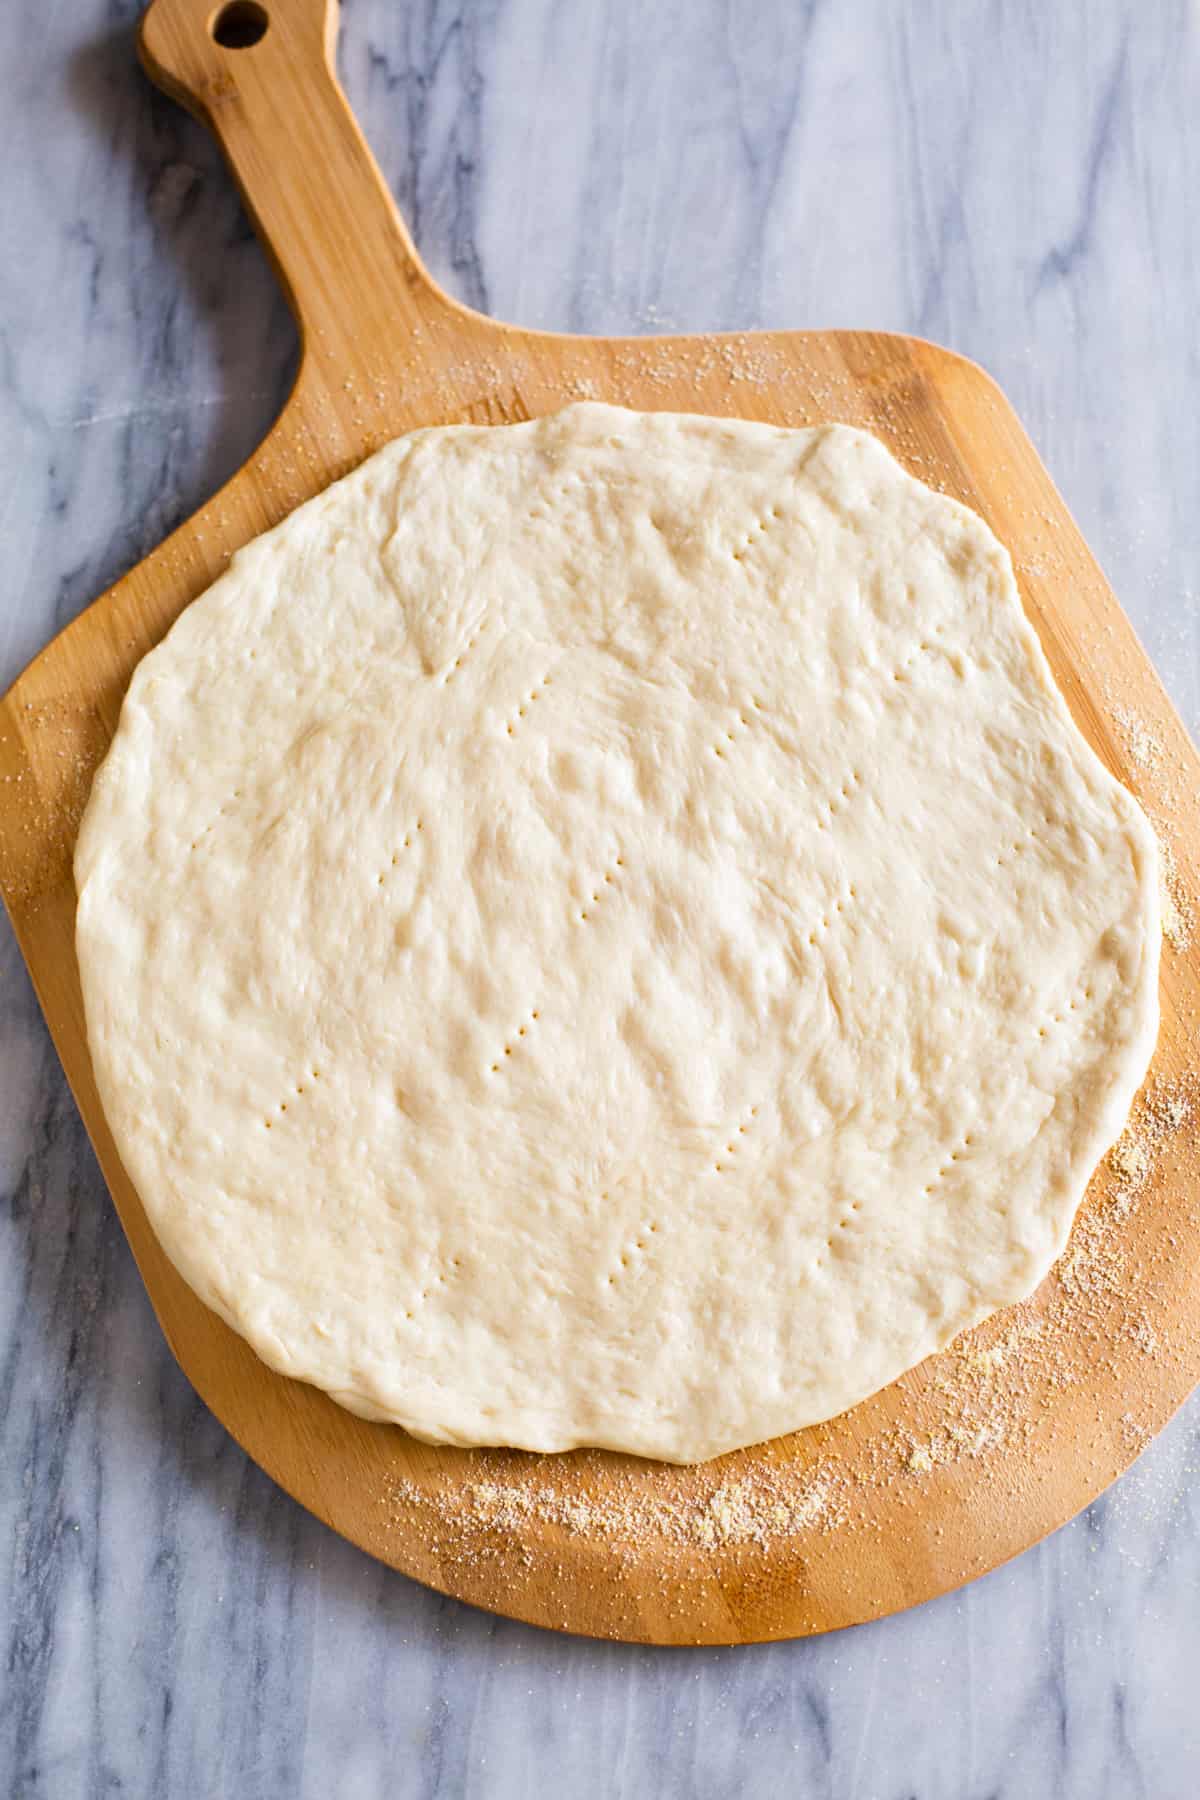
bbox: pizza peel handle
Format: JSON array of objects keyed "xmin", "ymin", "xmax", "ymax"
[{"xmin": 138, "ymin": 0, "xmax": 484, "ymax": 379}]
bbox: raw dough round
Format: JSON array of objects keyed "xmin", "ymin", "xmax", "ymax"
[{"xmin": 75, "ymin": 404, "xmax": 1159, "ymax": 1463}]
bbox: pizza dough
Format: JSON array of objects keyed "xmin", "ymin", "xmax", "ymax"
[{"xmin": 75, "ymin": 403, "xmax": 1160, "ymax": 1463}]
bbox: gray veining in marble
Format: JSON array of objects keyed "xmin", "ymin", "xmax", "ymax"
[{"xmin": 4, "ymin": 2, "xmax": 1200, "ymax": 1795}]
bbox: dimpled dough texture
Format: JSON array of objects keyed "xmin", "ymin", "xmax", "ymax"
[{"xmin": 75, "ymin": 403, "xmax": 1160, "ymax": 1464}]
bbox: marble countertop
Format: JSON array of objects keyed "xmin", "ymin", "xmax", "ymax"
[{"xmin": 4, "ymin": 1, "xmax": 1200, "ymax": 1794}]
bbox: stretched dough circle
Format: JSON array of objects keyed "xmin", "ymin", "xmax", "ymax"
[{"xmin": 76, "ymin": 404, "xmax": 1159, "ymax": 1462}]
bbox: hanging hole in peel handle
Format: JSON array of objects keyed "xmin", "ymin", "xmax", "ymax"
[{"xmin": 211, "ymin": 1, "xmax": 269, "ymax": 49}]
